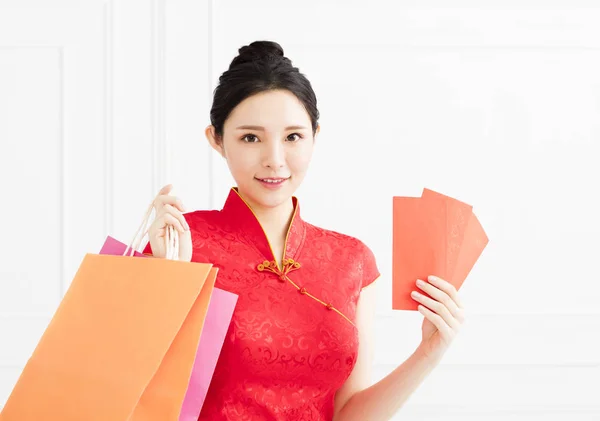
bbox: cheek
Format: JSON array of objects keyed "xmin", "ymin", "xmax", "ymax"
[
  {"xmin": 225, "ymin": 146, "xmax": 257, "ymax": 175},
  {"xmin": 287, "ymin": 145, "xmax": 313, "ymax": 173}
]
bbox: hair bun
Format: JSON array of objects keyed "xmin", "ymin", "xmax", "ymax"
[{"xmin": 230, "ymin": 40, "xmax": 286, "ymax": 68}]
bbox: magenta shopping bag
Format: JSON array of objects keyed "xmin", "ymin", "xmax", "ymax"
[
  {"xmin": 99, "ymin": 236, "xmax": 237, "ymax": 420},
  {"xmin": 179, "ymin": 287, "xmax": 237, "ymax": 421},
  {"xmin": 99, "ymin": 235, "xmax": 146, "ymax": 257}
]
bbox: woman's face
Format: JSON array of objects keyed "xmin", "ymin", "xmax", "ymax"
[{"xmin": 206, "ymin": 89, "xmax": 319, "ymax": 210}]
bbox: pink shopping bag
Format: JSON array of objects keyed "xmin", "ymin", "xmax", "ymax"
[
  {"xmin": 99, "ymin": 236, "xmax": 238, "ymax": 420},
  {"xmin": 180, "ymin": 287, "xmax": 237, "ymax": 420}
]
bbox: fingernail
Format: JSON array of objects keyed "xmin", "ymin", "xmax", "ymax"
[{"xmin": 416, "ymin": 279, "xmax": 425, "ymax": 287}]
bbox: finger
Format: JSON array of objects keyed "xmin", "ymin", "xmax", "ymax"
[
  {"xmin": 163, "ymin": 213, "xmax": 186, "ymax": 233},
  {"xmin": 411, "ymin": 290, "xmax": 461, "ymax": 331},
  {"xmin": 150, "ymin": 213, "xmax": 186, "ymax": 235},
  {"xmin": 416, "ymin": 278, "xmax": 461, "ymax": 318},
  {"xmin": 155, "ymin": 195, "xmax": 186, "ymax": 213},
  {"xmin": 423, "ymin": 276, "xmax": 466, "ymax": 323},
  {"xmin": 427, "ymin": 275, "xmax": 464, "ymax": 309},
  {"xmin": 418, "ymin": 305, "xmax": 454, "ymax": 340},
  {"xmin": 158, "ymin": 184, "xmax": 173, "ymax": 196},
  {"xmin": 161, "ymin": 204, "xmax": 190, "ymax": 230},
  {"xmin": 179, "ymin": 229, "xmax": 192, "ymax": 262},
  {"xmin": 149, "ymin": 210, "xmax": 187, "ymax": 236},
  {"xmin": 148, "ymin": 219, "xmax": 167, "ymax": 239}
]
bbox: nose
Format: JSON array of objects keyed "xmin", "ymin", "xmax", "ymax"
[{"xmin": 261, "ymin": 138, "xmax": 286, "ymax": 169}]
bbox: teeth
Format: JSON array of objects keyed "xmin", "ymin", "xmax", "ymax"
[{"xmin": 262, "ymin": 179, "xmax": 284, "ymax": 183}]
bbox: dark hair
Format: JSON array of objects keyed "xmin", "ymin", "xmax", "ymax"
[{"xmin": 209, "ymin": 40, "xmax": 319, "ymax": 142}]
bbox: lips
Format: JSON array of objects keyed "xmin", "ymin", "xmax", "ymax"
[
  {"xmin": 256, "ymin": 177, "xmax": 289, "ymax": 184},
  {"xmin": 255, "ymin": 177, "xmax": 290, "ymax": 188}
]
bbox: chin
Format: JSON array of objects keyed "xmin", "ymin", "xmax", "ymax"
[
  {"xmin": 258, "ymin": 191, "xmax": 291, "ymax": 209},
  {"xmin": 248, "ymin": 182, "xmax": 295, "ymax": 209}
]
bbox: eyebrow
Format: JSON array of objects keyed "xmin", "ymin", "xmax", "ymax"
[{"xmin": 235, "ymin": 125, "xmax": 309, "ymax": 131}]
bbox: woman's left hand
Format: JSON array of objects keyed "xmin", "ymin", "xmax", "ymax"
[{"xmin": 411, "ymin": 275, "xmax": 465, "ymax": 362}]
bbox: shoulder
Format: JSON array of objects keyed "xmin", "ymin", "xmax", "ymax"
[
  {"xmin": 304, "ymin": 222, "xmax": 377, "ymax": 263},
  {"xmin": 184, "ymin": 209, "xmax": 230, "ymax": 246},
  {"xmin": 184, "ymin": 209, "xmax": 220, "ymax": 228},
  {"xmin": 142, "ymin": 209, "xmax": 220, "ymax": 255},
  {"xmin": 305, "ymin": 222, "xmax": 380, "ymax": 290}
]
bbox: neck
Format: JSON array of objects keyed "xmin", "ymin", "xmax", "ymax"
[
  {"xmin": 250, "ymin": 197, "xmax": 295, "ymax": 239},
  {"xmin": 237, "ymin": 190, "xmax": 296, "ymax": 259}
]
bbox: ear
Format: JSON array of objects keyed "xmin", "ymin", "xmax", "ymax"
[
  {"xmin": 205, "ymin": 125, "xmax": 226, "ymax": 158},
  {"xmin": 314, "ymin": 124, "xmax": 321, "ymax": 142}
]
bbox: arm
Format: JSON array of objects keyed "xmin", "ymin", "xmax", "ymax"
[{"xmin": 332, "ymin": 280, "xmax": 442, "ymax": 421}]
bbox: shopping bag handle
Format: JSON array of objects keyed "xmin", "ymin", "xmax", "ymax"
[{"xmin": 122, "ymin": 196, "xmax": 180, "ymax": 260}]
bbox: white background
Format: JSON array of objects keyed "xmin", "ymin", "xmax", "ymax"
[{"xmin": 1, "ymin": 0, "xmax": 599, "ymax": 419}]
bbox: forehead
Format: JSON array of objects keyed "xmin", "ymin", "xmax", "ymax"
[{"xmin": 226, "ymin": 89, "xmax": 311, "ymax": 130}]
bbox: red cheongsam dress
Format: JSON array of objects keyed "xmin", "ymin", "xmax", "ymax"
[{"xmin": 145, "ymin": 187, "xmax": 380, "ymax": 420}]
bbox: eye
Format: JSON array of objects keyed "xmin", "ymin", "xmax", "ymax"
[
  {"xmin": 242, "ymin": 134, "xmax": 259, "ymax": 143},
  {"xmin": 287, "ymin": 133, "xmax": 303, "ymax": 142}
]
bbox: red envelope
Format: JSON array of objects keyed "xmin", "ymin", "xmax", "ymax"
[
  {"xmin": 392, "ymin": 189, "xmax": 488, "ymax": 311},
  {"xmin": 450, "ymin": 212, "xmax": 488, "ymax": 288},
  {"xmin": 392, "ymin": 197, "xmax": 430, "ymax": 311},
  {"xmin": 421, "ymin": 188, "xmax": 473, "ymax": 281}
]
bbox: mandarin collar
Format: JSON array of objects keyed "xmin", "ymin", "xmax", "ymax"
[{"xmin": 220, "ymin": 187, "xmax": 306, "ymax": 267}]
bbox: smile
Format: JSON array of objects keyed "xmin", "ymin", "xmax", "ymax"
[
  {"xmin": 256, "ymin": 177, "xmax": 289, "ymax": 187},
  {"xmin": 257, "ymin": 177, "xmax": 288, "ymax": 183}
]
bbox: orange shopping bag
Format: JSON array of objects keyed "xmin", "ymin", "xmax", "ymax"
[{"xmin": 0, "ymin": 199, "xmax": 216, "ymax": 421}]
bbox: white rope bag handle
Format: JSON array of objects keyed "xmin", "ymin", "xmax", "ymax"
[{"xmin": 122, "ymin": 196, "xmax": 180, "ymax": 260}]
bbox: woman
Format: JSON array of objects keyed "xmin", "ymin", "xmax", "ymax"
[{"xmin": 144, "ymin": 40, "xmax": 465, "ymax": 421}]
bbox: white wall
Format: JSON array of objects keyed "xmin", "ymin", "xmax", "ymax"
[{"xmin": 1, "ymin": 0, "xmax": 599, "ymax": 419}]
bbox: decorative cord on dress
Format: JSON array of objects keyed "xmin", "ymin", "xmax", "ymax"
[{"xmin": 257, "ymin": 258, "xmax": 356, "ymax": 327}]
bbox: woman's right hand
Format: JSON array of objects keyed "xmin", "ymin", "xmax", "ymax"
[{"xmin": 147, "ymin": 184, "xmax": 193, "ymax": 261}]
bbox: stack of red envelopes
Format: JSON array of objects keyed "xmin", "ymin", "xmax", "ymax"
[{"xmin": 393, "ymin": 188, "xmax": 489, "ymax": 310}]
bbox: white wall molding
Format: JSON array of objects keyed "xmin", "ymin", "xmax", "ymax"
[
  {"xmin": 151, "ymin": 0, "xmax": 167, "ymax": 196},
  {"xmin": 103, "ymin": 0, "xmax": 114, "ymax": 239},
  {"xmin": 207, "ymin": 0, "xmax": 215, "ymax": 208}
]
